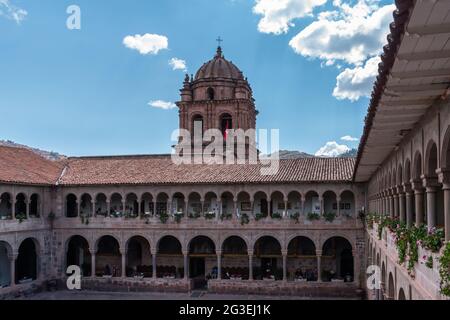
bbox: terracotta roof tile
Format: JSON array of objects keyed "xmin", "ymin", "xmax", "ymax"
[
  {"xmin": 57, "ymin": 155, "xmax": 355, "ymax": 186},
  {"xmin": 0, "ymin": 146, "xmax": 64, "ymax": 185}
]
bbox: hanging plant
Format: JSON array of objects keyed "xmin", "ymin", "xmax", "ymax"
[
  {"xmin": 307, "ymin": 212, "xmax": 320, "ymax": 221},
  {"xmin": 290, "ymin": 212, "xmax": 300, "ymax": 223},
  {"xmin": 240, "ymin": 213, "xmax": 250, "ymax": 226},
  {"xmin": 439, "ymin": 242, "xmax": 450, "ymax": 297},
  {"xmin": 159, "ymin": 212, "xmax": 169, "ymax": 224},
  {"xmin": 323, "ymin": 212, "xmax": 336, "ymax": 223}
]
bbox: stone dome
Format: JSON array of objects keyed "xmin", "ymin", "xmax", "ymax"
[{"xmin": 194, "ymin": 47, "xmax": 244, "ymax": 81}]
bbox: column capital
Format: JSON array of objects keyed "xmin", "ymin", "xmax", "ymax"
[
  {"xmin": 216, "ymin": 250, "xmax": 222, "ymax": 256},
  {"xmin": 182, "ymin": 250, "xmax": 189, "ymax": 256},
  {"xmin": 410, "ymin": 179, "xmax": 424, "ymax": 192},
  {"xmin": 402, "ymin": 182, "xmax": 412, "ymax": 194},
  {"xmin": 281, "ymin": 250, "xmax": 288, "ymax": 256},
  {"xmin": 422, "ymin": 176, "xmax": 439, "ymax": 189},
  {"xmin": 89, "ymin": 249, "xmax": 96, "ymax": 255},
  {"xmin": 248, "ymin": 250, "xmax": 254, "ymax": 256},
  {"xmin": 437, "ymin": 168, "xmax": 450, "ymax": 187},
  {"xmin": 8, "ymin": 253, "xmax": 18, "ymax": 261},
  {"xmin": 315, "ymin": 250, "xmax": 323, "ymax": 256}
]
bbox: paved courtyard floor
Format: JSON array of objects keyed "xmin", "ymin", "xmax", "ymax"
[{"xmin": 20, "ymin": 290, "xmax": 357, "ymax": 300}]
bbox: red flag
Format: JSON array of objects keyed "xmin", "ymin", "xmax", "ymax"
[{"xmin": 224, "ymin": 120, "xmax": 228, "ymax": 140}]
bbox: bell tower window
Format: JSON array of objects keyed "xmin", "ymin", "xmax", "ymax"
[
  {"xmin": 192, "ymin": 115, "xmax": 204, "ymax": 138},
  {"xmin": 220, "ymin": 114, "xmax": 232, "ymax": 139},
  {"xmin": 207, "ymin": 87, "xmax": 215, "ymax": 100}
]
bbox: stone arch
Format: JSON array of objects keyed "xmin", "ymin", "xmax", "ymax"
[
  {"xmin": 322, "ymin": 236, "xmax": 354, "ymax": 282},
  {"xmin": 66, "ymin": 235, "xmax": 91, "ymax": 277},
  {"xmin": 14, "ymin": 193, "xmax": 27, "ymax": 219},
  {"xmin": 388, "ymin": 272, "xmax": 395, "ymax": 300},
  {"xmin": 66, "ymin": 193, "xmax": 78, "ymax": 218},
  {"xmin": 0, "ymin": 192, "xmax": 13, "ymax": 219},
  {"xmin": 125, "ymin": 193, "xmax": 139, "ymax": 217},
  {"xmin": 94, "ymin": 193, "xmax": 108, "ymax": 216},
  {"xmin": 425, "ymin": 139, "xmax": 438, "ymax": 177},
  {"xmin": 156, "ymin": 235, "xmax": 183, "ymax": 279},
  {"xmin": 110, "ymin": 193, "xmax": 123, "ymax": 216},
  {"xmin": 397, "ymin": 163, "xmax": 403, "ymax": 185},
  {"xmin": 29, "ymin": 193, "xmax": 40, "ymax": 217},
  {"xmin": 16, "ymin": 238, "xmax": 40, "ymax": 284},
  {"xmin": 304, "ymin": 190, "xmax": 320, "ymax": 214},
  {"xmin": 340, "ymin": 190, "xmax": 355, "ymax": 217},
  {"xmin": 155, "ymin": 192, "xmax": 169, "ymax": 216},
  {"xmin": 398, "ymin": 287, "xmax": 406, "ymax": 300},
  {"xmin": 287, "ymin": 236, "xmax": 317, "ymax": 281},
  {"xmin": 413, "ymin": 151, "xmax": 422, "ymax": 180},
  {"xmin": 221, "ymin": 236, "xmax": 249, "ymax": 280},
  {"xmin": 95, "ymin": 235, "xmax": 122, "ymax": 277},
  {"xmin": 323, "ymin": 190, "xmax": 337, "ymax": 215},
  {"xmin": 140, "ymin": 192, "xmax": 154, "ymax": 216},
  {"xmin": 80, "ymin": 193, "xmax": 93, "ymax": 217},
  {"xmin": 0, "ymin": 241, "xmax": 12, "ymax": 287},
  {"xmin": 404, "ymin": 158, "xmax": 411, "ymax": 182},
  {"xmin": 220, "ymin": 113, "xmax": 233, "ymax": 138},
  {"xmin": 441, "ymin": 125, "xmax": 450, "ymax": 168},
  {"xmin": 125, "ymin": 236, "xmax": 151, "ymax": 277},
  {"xmin": 187, "ymin": 192, "xmax": 202, "ymax": 216},
  {"xmin": 188, "ymin": 235, "xmax": 216, "ymax": 279},
  {"xmin": 253, "ymin": 236, "xmax": 282, "ymax": 280}
]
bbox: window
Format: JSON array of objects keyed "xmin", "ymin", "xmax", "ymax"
[{"xmin": 207, "ymin": 87, "xmax": 215, "ymax": 100}]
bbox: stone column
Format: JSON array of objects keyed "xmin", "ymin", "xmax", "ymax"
[
  {"xmin": 9, "ymin": 254, "xmax": 17, "ymax": 286},
  {"xmin": 77, "ymin": 201, "xmax": 81, "ymax": 218},
  {"xmin": 443, "ymin": 184, "xmax": 450, "ymax": 242},
  {"xmin": 412, "ymin": 180, "xmax": 424, "ymax": 226},
  {"xmin": 337, "ymin": 197, "xmax": 341, "ymax": 216},
  {"xmin": 426, "ymin": 186, "xmax": 437, "ymax": 230},
  {"xmin": 137, "ymin": 200, "xmax": 141, "ymax": 217},
  {"xmin": 122, "ymin": 200, "xmax": 126, "ymax": 216},
  {"xmin": 404, "ymin": 184, "xmax": 414, "ymax": 228},
  {"xmin": 217, "ymin": 200, "xmax": 222, "ymax": 220},
  {"xmin": 107, "ymin": 201, "xmax": 111, "ymax": 217},
  {"xmin": 11, "ymin": 198, "xmax": 15, "ymax": 220},
  {"xmin": 393, "ymin": 192, "xmax": 399, "ymax": 218},
  {"xmin": 284, "ymin": 200, "xmax": 288, "ymax": 218},
  {"xmin": 319, "ymin": 197, "xmax": 324, "ymax": 215},
  {"xmin": 201, "ymin": 200, "xmax": 205, "ymax": 217},
  {"xmin": 399, "ymin": 191, "xmax": 406, "ymax": 223},
  {"xmin": 185, "ymin": 202, "xmax": 189, "ymax": 217},
  {"xmin": 301, "ymin": 199, "xmax": 306, "ymax": 216},
  {"xmin": 90, "ymin": 251, "xmax": 96, "ymax": 277},
  {"xmin": 438, "ymin": 169, "xmax": 450, "ymax": 241},
  {"xmin": 91, "ymin": 200, "xmax": 95, "ymax": 217},
  {"xmin": 183, "ymin": 252, "xmax": 189, "ymax": 279},
  {"xmin": 121, "ymin": 250, "xmax": 126, "ymax": 277},
  {"xmin": 248, "ymin": 250, "xmax": 254, "ymax": 280},
  {"xmin": 26, "ymin": 200, "xmax": 30, "ymax": 219},
  {"xmin": 282, "ymin": 250, "xmax": 288, "ymax": 281},
  {"xmin": 217, "ymin": 250, "xmax": 222, "ymax": 280},
  {"xmin": 389, "ymin": 194, "xmax": 394, "ymax": 218},
  {"xmin": 152, "ymin": 253, "xmax": 157, "ymax": 279},
  {"xmin": 233, "ymin": 201, "xmax": 238, "ymax": 219},
  {"xmin": 316, "ymin": 250, "xmax": 322, "ymax": 282}
]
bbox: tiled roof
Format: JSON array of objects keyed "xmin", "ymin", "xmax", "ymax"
[
  {"xmin": 57, "ymin": 155, "xmax": 355, "ymax": 186},
  {"xmin": 0, "ymin": 146, "xmax": 64, "ymax": 185}
]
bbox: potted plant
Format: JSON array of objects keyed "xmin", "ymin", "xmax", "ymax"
[
  {"xmin": 307, "ymin": 212, "xmax": 320, "ymax": 221},
  {"xmin": 290, "ymin": 212, "xmax": 300, "ymax": 223},
  {"xmin": 159, "ymin": 212, "xmax": 169, "ymax": 224},
  {"xmin": 240, "ymin": 213, "xmax": 250, "ymax": 225},
  {"xmin": 16, "ymin": 212, "xmax": 26, "ymax": 223},
  {"xmin": 204, "ymin": 211, "xmax": 216, "ymax": 220},
  {"xmin": 254, "ymin": 212, "xmax": 265, "ymax": 221},
  {"xmin": 174, "ymin": 211, "xmax": 184, "ymax": 223},
  {"xmin": 271, "ymin": 212, "xmax": 282, "ymax": 220},
  {"xmin": 323, "ymin": 212, "xmax": 336, "ymax": 223},
  {"xmin": 188, "ymin": 211, "xmax": 201, "ymax": 219}
]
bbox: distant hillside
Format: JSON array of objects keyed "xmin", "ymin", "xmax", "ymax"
[
  {"xmin": 339, "ymin": 148, "xmax": 357, "ymax": 158},
  {"xmin": 0, "ymin": 140, "xmax": 66, "ymax": 161},
  {"xmin": 276, "ymin": 149, "xmax": 357, "ymax": 159},
  {"xmin": 277, "ymin": 150, "xmax": 316, "ymax": 159}
]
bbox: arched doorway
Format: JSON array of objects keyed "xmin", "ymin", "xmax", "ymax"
[
  {"xmin": 287, "ymin": 236, "xmax": 317, "ymax": 281},
  {"xmin": 66, "ymin": 236, "xmax": 91, "ymax": 276},
  {"xmin": 388, "ymin": 273, "xmax": 395, "ymax": 300},
  {"xmin": 322, "ymin": 237, "xmax": 354, "ymax": 282},
  {"xmin": 126, "ymin": 236, "xmax": 151, "ymax": 277},
  {"xmin": 398, "ymin": 287, "xmax": 406, "ymax": 300},
  {"xmin": 96, "ymin": 236, "xmax": 121, "ymax": 277},
  {"xmin": 0, "ymin": 193, "xmax": 12, "ymax": 220},
  {"xmin": 222, "ymin": 236, "xmax": 248, "ymax": 280},
  {"xmin": 0, "ymin": 241, "xmax": 11, "ymax": 287},
  {"xmin": 16, "ymin": 238, "xmax": 38, "ymax": 284},
  {"xmin": 157, "ymin": 236, "xmax": 183, "ymax": 278},
  {"xmin": 66, "ymin": 194, "xmax": 78, "ymax": 218},
  {"xmin": 189, "ymin": 236, "xmax": 216, "ymax": 281},
  {"xmin": 254, "ymin": 236, "xmax": 282, "ymax": 280}
]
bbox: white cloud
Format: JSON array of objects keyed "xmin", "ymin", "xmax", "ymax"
[
  {"xmin": 253, "ymin": 0, "xmax": 326, "ymax": 35},
  {"xmin": 123, "ymin": 34, "xmax": 168, "ymax": 55},
  {"xmin": 169, "ymin": 58, "xmax": 187, "ymax": 72},
  {"xmin": 333, "ymin": 55, "xmax": 380, "ymax": 101},
  {"xmin": 0, "ymin": 0, "xmax": 27, "ymax": 24},
  {"xmin": 289, "ymin": 1, "xmax": 395, "ymax": 65},
  {"xmin": 315, "ymin": 141, "xmax": 350, "ymax": 157},
  {"xmin": 341, "ymin": 135, "xmax": 359, "ymax": 142},
  {"xmin": 148, "ymin": 100, "xmax": 176, "ymax": 110}
]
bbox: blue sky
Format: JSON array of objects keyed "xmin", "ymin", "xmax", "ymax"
[{"xmin": 0, "ymin": 0, "xmax": 394, "ymax": 157}]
